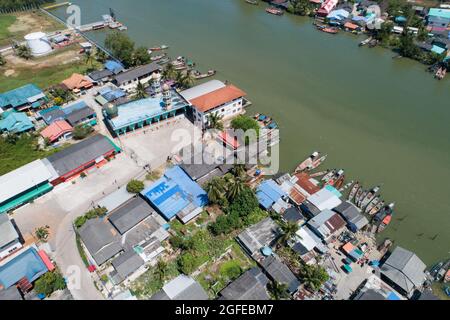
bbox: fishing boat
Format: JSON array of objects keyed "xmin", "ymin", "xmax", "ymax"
[
  {"xmin": 334, "ymin": 173, "xmax": 345, "ymax": 190},
  {"xmin": 356, "ymin": 190, "xmax": 368, "ymax": 208},
  {"xmin": 348, "ymin": 182, "xmax": 360, "ymax": 201},
  {"xmin": 157, "ymin": 57, "xmax": 170, "ymax": 65},
  {"xmin": 149, "ymin": 45, "xmax": 169, "ymax": 51},
  {"xmin": 354, "ymin": 187, "xmax": 364, "ymax": 206},
  {"xmin": 192, "ymin": 69, "xmax": 216, "ymax": 80},
  {"xmin": 319, "ymin": 26, "xmax": 339, "ymax": 34},
  {"xmin": 369, "ymin": 200, "xmax": 385, "ymax": 216},
  {"xmin": 339, "ymin": 180, "xmax": 354, "ymax": 192},
  {"xmin": 322, "ymin": 169, "xmax": 336, "ymax": 182},
  {"xmin": 310, "ymin": 170, "xmax": 329, "ymax": 178},
  {"xmin": 373, "ymin": 203, "xmax": 394, "ymax": 223},
  {"xmin": 359, "ymin": 186, "xmax": 380, "ymax": 210},
  {"xmin": 174, "ymin": 65, "xmax": 188, "ymax": 71},
  {"xmin": 245, "ymin": 0, "xmax": 259, "ymax": 4},
  {"xmin": 365, "ymin": 195, "xmax": 380, "ymax": 214},
  {"xmin": 266, "ymin": 7, "xmax": 283, "ymax": 15},
  {"xmin": 265, "ymin": 121, "xmax": 278, "ymax": 130},
  {"xmin": 359, "ymin": 37, "xmax": 372, "ymax": 47},
  {"xmin": 295, "ymin": 151, "xmax": 321, "ymax": 172},
  {"xmin": 150, "ymin": 53, "xmax": 167, "ymax": 61},
  {"xmin": 253, "ymin": 113, "xmax": 261, "ymax": 120},
  {"xmin": 377, "ymin": 214, "xmax": 392, "ymax": 233}
]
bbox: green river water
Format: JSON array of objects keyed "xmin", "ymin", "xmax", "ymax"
[{"xmin": 52, "ymin": 0, "xmax": 450, "ymax": 265}]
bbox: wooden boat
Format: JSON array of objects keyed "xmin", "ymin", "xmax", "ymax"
[
  {"xmin": 373, "ymin": 203, "xmax": 394, "ymax": 223},
  {"xmin": 309, "ymin": 154, "xmax": 327, "ymax": 171},
  {"xmin": 192, "ymin": 69, "xmax": 216, "ymax": 80},
  {"xmin": 360, "ymin": 186, "xmax": 380, "ymax": 210},
  {"xmin": 157, "ymin": 57, "xmax": 170, "ymax": 65},
  {"xmin": 295, "ymin": 151, "xmax": 320, "ymax": 172},
  {"xmin": 266, "ymin": 7, "xmax": 283, "ymax": 15},
  {"xmin": 377, "ymin": 214, "xmax": 392, "ymax": 233},
  {"xmin": 369, "ymin": 200, "xmax": 385, "ymax": 216},
  {"xmin": 334, "ymin": 174, "xmax": 345, "ymax": 190},
  {"xmin": 356, "ymin": 190, "xmax": 368, "ymax": 208},
  {"xmin": 318, "ymin": 26, "xmax": 339, "ymax": 34},
  {"xmin": 359, "ymin": 37, "xmax": 372, "ymax": 47},
  {"xmin": 310, "ymin": 170, "xmax": 329, "ymax": 178},
  {"xmin": 253, "ymin": 113, "xmax": 261, "ymax": 120},
  {"xmin": 149, "ymin": 45, "xmax": 169, "ymax": 51},
  {"xmin": 174, "ymin": 65, "xmax": 188, "ymax": 71},
  {"xmin": 339, "ymin": 180, "xmax": 354, "ymax": 192},
  {"xmin": 245, "ymin": 0, "xmax": 259, "ymax": 4},
  {"xmin": 354, "ymin": 187, "xmax": 364, "ymax": 205},
  {"xmin": 365, "ymin": 195, "xmax": 380, "ymax": 214},
  {"xmin": 151, "ymin": 53, "xmax": 167, "ymax": 61},
  {"xmin": 348, "ymin": 181, "xmax": 360, "ymax": 201}
]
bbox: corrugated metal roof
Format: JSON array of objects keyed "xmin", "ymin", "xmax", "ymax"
[
  {"xmin": 179, "ymin": 80, "xmax": 226, "ymax": 101},
  {"xmin": 0, "ymin": 160, "xmax": 54, "ymax": 204},
  {"xmin": 0, "ymin": 215, "xmax": 19, "ymax": 248}
]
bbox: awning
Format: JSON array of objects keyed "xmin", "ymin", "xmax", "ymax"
[{"xmin": 38, "ymin": 250, "xmax": 55, "ymax": 271}]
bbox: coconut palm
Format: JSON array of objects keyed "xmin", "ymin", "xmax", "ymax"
[
  {"xmin": 95, "ymin": 49, "xmax": 108, "ymax": 63},
  {"xmin": 206, "ymin": 113, "xmax": 224, "ymax": 131},
  {"xmin": 278, "ymin": 220, "xmax": 299, "ymax": 245},
  {"xmin": 174, "ymin": 70, "xmax": 185, "ymax": 86},
  {"xmin": 181, "ymin": 72, "xmax": 195, "ymax": 88},
  {"xmin": 162, "ymin": 63, "xmax": 177, "ymax": 80},
  {"xmin": 155, "ymin": 259, "xmax": 167, "ymax": 282},
  {"xmin": 205, "ymin": 177, "xmax": 226, "ymax": 204},
  {"xmin": 134, "ymin": 81, "xmax": 147, "ymax": 99},
  {"xmin": 226, "ymin": 177, "xmax": 245, "ymax": 201},
  {"xmin": 230, "ymin": 164, "xmax": 246, "ymax": 179},
  {"xmin": 35, "ymin": 226, "xmax": 49, "ymax": 242},
  {"xmin": 84, "ymin": 50, "xmax": 95, "ymax": 69},
  {"xmin": 267, "ymin": 281, "xmax": 290, "ymax": 300},
  {"xmin": 300, "ymin": 264, "xmax": 329, "ymax": 292}
]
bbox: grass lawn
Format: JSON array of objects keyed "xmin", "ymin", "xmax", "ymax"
[
  {"xmin": 0, "ymin": 61, "xmax": 100, "ymax": 92},
  {"xmin": 431, "ymin": 282, "xmax": 450, "ymax": 300},
  {"xmin": 0, "ymin": 134, "xmax": 63, "ymax": 175},
  {"xmin": 0, "ymin": 15, "xmax": 16, "ymax": 45}
]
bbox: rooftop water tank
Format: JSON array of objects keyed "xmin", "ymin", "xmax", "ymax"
[{"xmin": 24, "ymin": 32, "xmax": 52, "ymax": 56}]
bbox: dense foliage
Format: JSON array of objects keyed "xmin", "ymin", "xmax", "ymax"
[
  {"xmin": 104, "ymin": 32, "xmax": 152, "ymax": 68},
  {"xmin": 74, "ymin": 207, "xmax": 107, "ymax": 228},
  {"xmin": 72, "ymin": 124, "xmax": 93, "ymax": 140},
  {"xmin": 126, "ymin": 179, "xmax": 145, "ymax": 193},
  {"xmin": 0, "ymin": 0, "xmax": 53, "ymax": 12},
  {"xmin": 34, "ymin": 270, "xmax": 66, "ymax": 297}
]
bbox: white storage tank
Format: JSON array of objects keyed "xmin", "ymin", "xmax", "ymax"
[{"xmin": 24, "ymin": 32, "xmax": 52, "ymax": 56}]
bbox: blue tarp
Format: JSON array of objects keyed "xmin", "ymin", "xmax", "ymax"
[
  {"xmin": 256, "ymin": 180, "xmax": 287, "ymax": 210},
  {"xmin": 0, "ymin": 248, "xmax": 48, "ymax": 289},
  {"xmin": 104, "ymin": 60, "xmax": 124, "ymax": 74},
  {"xmin": 141, "ymin": 166, "xmax": 208, "ymax": 220},
  {"xmin": 327, "ymin": 9, "xmax": 350, "ymax": 21},
  {"xmin": 387, "ymin": 292, "xmax": 401, "ymax": 300}
]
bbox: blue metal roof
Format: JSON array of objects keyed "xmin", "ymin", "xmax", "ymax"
[
  {"xmin": 62, "ymin": 100, "xmax": 87, "ymax": 115},
  {"xmin": 141, "ymin": 166, "xmax": 208, "ymax": 220},
  {"xmin": 105, "ymin": 60, "xmax": 125, "ymax": 74},
  {"xmin": 0, "ymin": 111, "xmax": 34, "ymax": 133},
  {"xmin": 0, "ymin": 84, "xmax": 45, "ymax": 109},
  {"xmin": 256, "ymin": 180, "xmax": 287, "ymax": 210},
  {"xmin": 0, "ymin": 248, "xmax": 48, "ymax": 289},
  {"xmin": 431, "ymin": 45, "xmax": 446, "ymax": 55}
]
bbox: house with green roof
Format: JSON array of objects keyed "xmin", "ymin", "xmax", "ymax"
[
  {"xmin": 0, "ymin": 84, "xmax": 48, "ymax": 112},
  {"xmin": 0, "ymin": 110, "xmax": 34, "ymax": 134}
]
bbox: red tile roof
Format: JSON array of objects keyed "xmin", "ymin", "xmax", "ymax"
[
  {"xmin": 190, "ymin": 84, "xmax": 246, "ymax": 113},
  {"xmin": 294, "ymin": 173, "xmax": 321, "ymax": 195},
  {"xmin": 41, "ymin": 120, "xmax": 73, "ymax": 142},
  {"xmin": 62, "ymin": 73, "xmax": 93, "ymax": 90}
]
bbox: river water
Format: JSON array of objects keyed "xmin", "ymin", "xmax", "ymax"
[{"xmin": 52, "ymin": 0, "xmax": 450, "ymax": 265}]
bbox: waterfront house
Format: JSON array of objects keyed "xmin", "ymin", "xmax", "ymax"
[
  {"xmin": 141, "ymin": 166, "xmax": 208, "ymax": 224},
  {"xmin": 151, "ymin": 274, "xmax": 208, "ymax": 300},
  {"xmin": 112, "ymin": 62, "xmax": 161, "ymax": 93},
  {"xmin": 40, "ymin": 120, "xmax": 73, "ymax": 144},
  {"xmin": 327, "ymin": 9, "xmax": 350, "ymax": 22},
  {"xmin": 61, "ymin": 73, "xmax": 94, "ymax": 93},
  {"xmin": 307, "ymin": 209, "xmax": 346, "ymax": 241},
  {"xmin": 180, "ymin": 80, "xmax": 247, "ymax": 128},
  {"xmin": 0, "ymin": 110, "xmax": 34, "ymax": 134},
  {"xmin": 219, "ymin": 267, "xmax": 270, "ymax": 300},
  {"xmin": 0, "ymin": 159, "xmax": 57, "ymax": 214},
  {"xmin": 301, "ymin": 185, "xmax": 342, "ymax": 217},
  {"xmin": 427, "ymin": 8, "xmax": 450, "ymax": 29},
  {"xmin": 333, "ymin": 201, "xmax": 369, "ymax": 232},
  {"xmin": 87, "ymin": 69, "xmax": 114, "ymax": 85},
  {"xmin": 380, "ymin": 246, "xmax": 427, "ymax": 298},
  {"xmin": 288, "ymin": 172, "xmax": 321, "ymax": 206},
  {"xmin": 0, "ymin": 84, "xmax": 47, "ymax": 112},
  {"xmin": 256, "ymin": 179, "xmax": 288, "ymax": 211},
  {"xmin": 0, "ymin": 215, "xmax": 22, "ymax": 260},
  {"xmin": 104, "ymin": 60, "xmax": 125, "ymax": 75},
  {"xmin": 236, "ymin": 217, "xmax": 280, "ymax": 258}
]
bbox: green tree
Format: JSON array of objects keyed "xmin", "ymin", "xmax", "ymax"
[
  {"xmin": 155, "ymin": 259, "xmax": 167, "ymax": 282},
  {"xmin": 133, "ymin": 46, "xmax": 152, "ymax": 66},
  {"xmin": 231, "ymin": 115, "xmax": 260, "ymax": 144},
  {"xmin": 105, "ymin": 32, "xmax": 135, "ymax": 67},
  {"xmin": 278, "ymin": 220, "xmax": 299, "ymax": 245},
  {"xmin": 267, "ymin": 281, "xmax": 291, "ymax": 300},
  {"xmin": 300, "ymin": 264, "xmax": 329, "ymax": 292},
  {"xmin": 95, "ymin": 49, "xmax": 108, "ymax": 63},
  {"xmin": 230, "ymin": 164, "xmax": 246, "ymax": 179},
  {"xmin": 35, "ymin": 226, "xmax": 49, "ymax": 242},
  {"xmin": 84, "ymin": 50, "xmax": 95, "ymax": 69},
  {"xmin": 162, "ymin": 63, "xmax": 177, "ymax": 80},
  {"xmin": 34, "ymin": 270, "xmax": 66, "ymax": 297},
  {"xmin": 72, "ymin": 124, "xmax": 93, "ymax": 140},
  {"xmin": 180, "ymin": 72, "xmax": 195, "ymax": 88},
  {"xmin": 126, "ymin": 179, "xmax": 145, "ymax": 193},
  {"xmin": 134, "ymin": 81, "xmax": 147, "ymax": 100},
  {"xmin": 227, "ymin": 186, "xmax": 258, "ymax": 217},
  {"xmin": 226, "ymin": 176, "xmax": 246, "ymax": 201},
  {"xmin": 16, "ymin": 45, "xmax": 31, "ymax": 60},
  {"xmin": 177, "ymin": 252, "xmax": 196, "ymax": 274},
  {"xmin": 398, "ymin": 31, "xmax": 421, "ymax": 59},
  {"xmin": 205, "ymin": 176, "xmax": 226, "ymax": 205},
  {"xmin": 206, "ymin": 113, "xmax": 224, "ymax": 131},
  {"xmin": 74, "ymin": 215, "xmax": 87, "ymax": 228}
]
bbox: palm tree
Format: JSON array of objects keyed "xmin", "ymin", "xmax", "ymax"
[
  {"xmin": 134, "ymin": 81, "xmax": 147, "ymax": 99},
  {"xmin": 300, "ymin": 264, "xmax": 329, "ymax": 292},
  {"xmin": 226, "ymin": 177, "xmax": 245, "ymax": 201},
  {"xmin": 230, "ymin": 164, "xmax": 246, "ymax": 179},
  {"xmin": 162, "ymin": 63, "xmax": 177, "ymax": 80},
  {"xmin": 35, "ymin": 226, "xmax": 49, "ymax": 242},
  {"xmin": 181, "ymin": 72, "xmax": 195, "ymax": 88},
  {"xmin": 84, "ymin": 50, "xmax": 95, "ymax": 69},
  {"xmin": 205, "ymin": 177, "xmax": 226, "ymax": 204},
  {"xmin": 206, "ymin": 113, "xmax": 224, "ymax": 131},
  {"xmin": 95, "ymin": 49, "xmax": 108, "ymax": 63},
  {"xmin": 278, "ymin": 220, "xmax": 299, "ymax": 245},
  {"xmin": 175, "ymin": 70, "xmax": 185, "ymax": 86},
  {"xmin": 267, "ymin": 281, "xmax": 290, "ymax": 300}
]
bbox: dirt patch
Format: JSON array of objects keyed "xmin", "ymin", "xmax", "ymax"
[
  {"xmin": 8, "ymin": 12, "xmax": 63, "ymax": 34},
  {"xmin": 4, "ymin": 69, "xmax": 15, "ymax": 76}
]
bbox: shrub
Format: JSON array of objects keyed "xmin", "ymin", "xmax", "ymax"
[
  {"xmin": 34, "ymin": 271, "xmax": 66, "ymax": 297},
  {"xmin": 220, "ymin": 260, "xmax": 242, "ymax": 281},
  {"xmin": 177, "ymin": 252, "xmax": 196, "ymax": 274},
  {"xmin": 74, "ymin": 215, "xmax": 87, "ymax": 228},
  {"xmin": 126, "ymin": 179, "xmax": 145, "ymax": 193},
  {"xmin": 72, "ymin": 125, "xmax": 93, "ymax": 140}
]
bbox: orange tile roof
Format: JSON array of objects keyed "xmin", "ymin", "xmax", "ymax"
[
  {"xmin": 62, "ymin": 73, "xmax": 93, "ymax": 90},
  {"xmin": 41, "ymin": 120, "xmax": 73, "ymax": 142},
  {"xmin": 190, "ymin": 84, "xmax": 246, "ymax": 113},
  {"xmin": 294, "ymin": 173, "xmax": 321, "ymax": 195}
]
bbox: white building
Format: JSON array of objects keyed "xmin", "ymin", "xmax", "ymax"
[
  {"xmin": 0, "ymin": 215, "xmax": 22, "ymax": 259},
  {"xmin": 180, "ymin": 80, "xmax": 247, "ymax": 128}
]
